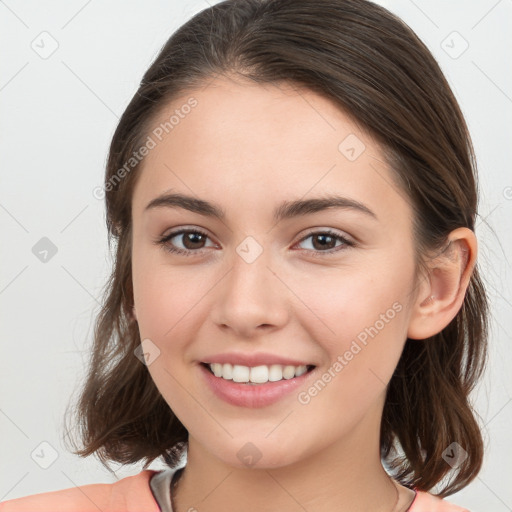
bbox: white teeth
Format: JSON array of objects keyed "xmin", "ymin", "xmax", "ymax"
[
  {"xmin": 282, "ymin": 365, "xmax": 296, "ymax": 379},
  {"xmin": 295, "ymin": 365, "xmax": 308, "ymax": 377},
  {"xmin": 249, "ymin": 365, "xmax": 268, "ymax": 383},
  {"xmin": 207, "ymin": 363, "xmax": 310, "ymax": 383},
  {"xmin": 222, "ymin": 363, "xmax": 233, "ymax": 380},
  {"xmin": 232, "ymin": 365, "xmax": 250, "ymax": 382},
  {"xmin": 268, "ymin": 364, "xmax": 283, "ymax": 382},
  {"xmin": 211, "ymin": 363, "xmax": 223, "ymax": 377}
]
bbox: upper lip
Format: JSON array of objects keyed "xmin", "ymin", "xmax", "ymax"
[{"xmin": 201, "ymin": 352, "xmax": 315, "ymax": 368}]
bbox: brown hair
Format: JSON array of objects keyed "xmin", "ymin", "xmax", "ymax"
[{"xmin": 64, "ymin": 0, "xmax": 488, "ymax": 497}]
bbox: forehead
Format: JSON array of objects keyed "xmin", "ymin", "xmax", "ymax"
[
  {"xmin": 131, "ymin": 76, "xmax": 409, "ymax": 225},
  {"xmin": 145, "ymin": 77, "xmax": 371, "ymax": 161}
]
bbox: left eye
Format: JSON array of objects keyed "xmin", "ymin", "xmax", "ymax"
[
  {"xmin": 155, "ymin": 229, "xmax": 354, "ymax": 257},
  {"xmin": 295, "ymin": 230, "xmax": 354, "ymax": 255}
]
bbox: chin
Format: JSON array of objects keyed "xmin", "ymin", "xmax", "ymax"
[{"xmin": 199, "ymin": 435, "xmax": 312, "ymax": 471}]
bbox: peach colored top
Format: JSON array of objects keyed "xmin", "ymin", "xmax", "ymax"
[{"xmin": 0, "ymin": 468, "xmax": 470, "ymax": 511}]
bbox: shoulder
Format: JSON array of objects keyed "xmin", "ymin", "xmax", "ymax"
[
  {"xmin": 409, "ymin": 489, "xmax": 470, "ymax": 512},
  {"xmin": 0, "ymin": 469, "xmax": 161, "ymax": 512}
]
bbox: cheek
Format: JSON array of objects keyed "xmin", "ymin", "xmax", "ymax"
[
  {"xmin": 134, "ymin": 267, "xmax": 203, "ymax": 416},
  {"xmin": 132, "ymin": 248, "xmax": 207, "ymax": 341},
  {"xmin": 290, "ymin": 261, "xmax": 412, "ymax": 407},
  {"xmin": 291, "ymin": 258, "xmax": 411, "ymax": 346}
]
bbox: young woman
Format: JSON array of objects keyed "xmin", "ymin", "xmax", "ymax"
[{"xmin": 1, "ymin": 0, "xmax": 488, "ymax": 510}]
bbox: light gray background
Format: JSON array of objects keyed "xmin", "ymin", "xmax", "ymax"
[{"xmin": 1, "ymin": 1, "xmax": 511, "ymax": 510}]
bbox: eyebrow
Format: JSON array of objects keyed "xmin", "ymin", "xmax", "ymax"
[{"xmin": 145, "ymin": 192, "xmax": 377, "ymax": 222}]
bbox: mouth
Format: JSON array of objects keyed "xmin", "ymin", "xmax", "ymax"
[
  {"xmin": 200, "ymin": 362, "xmax": 316, "ymax": 385},
  {"xmin": 199, "ymin": 360, "xmax": 318, "ymax": 408}
]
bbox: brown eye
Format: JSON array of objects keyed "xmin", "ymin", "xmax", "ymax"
[
  {"xmin": 179, "ymin": 231, "xmax": 207, "ymax": 250},
  {"xmin": 296, "ymin": 230, "xmax": 355, "ymax": 256},
  {"xmin": 311, "ymin": 233, "xmax": 337, "ymax": 250},
  {"xmin": 156, "ymin": 229, "xmax": 215, "ymax": 256}
]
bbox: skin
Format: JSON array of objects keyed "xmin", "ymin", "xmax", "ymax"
[{"xmin": 130, "ymin": 75, "xmax": 477, "ymax": 512}]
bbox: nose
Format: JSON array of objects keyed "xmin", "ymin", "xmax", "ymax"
[{"xmin": 210, "ymin": 246, "xmax": 290, "ymax": 338}]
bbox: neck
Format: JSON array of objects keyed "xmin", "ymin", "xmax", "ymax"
[{"xmin": 172, "ymin": 398, "xmax": 407, "ymax": 512}]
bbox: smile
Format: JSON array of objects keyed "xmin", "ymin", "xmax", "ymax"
[
  {"xmin": 199, "ymin": 362, "xmax": 317, "ymax": 408},
  {"xmin": 203, "ymin": 362, "xmax": 315, "ymax": 384}
]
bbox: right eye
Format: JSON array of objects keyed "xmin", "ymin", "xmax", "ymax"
[{"xmin": 155, "ymin": 228, "xmax": 216, "ymax": 256}]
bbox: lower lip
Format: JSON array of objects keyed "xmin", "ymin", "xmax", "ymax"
[{"xmin": 199, "ymin": 363, "xmax": 316, "ymax": 408}]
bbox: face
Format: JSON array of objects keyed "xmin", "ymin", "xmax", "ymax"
[{"xmin": 131, "ymin": 76, "xmax": 420, "ymax": 469}]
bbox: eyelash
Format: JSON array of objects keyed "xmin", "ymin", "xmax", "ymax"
[{"xmin": 154, "ymin": 228, "xmax": 355, "ymax": 258}]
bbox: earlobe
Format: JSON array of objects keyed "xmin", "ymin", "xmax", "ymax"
[{"xmin": 407, "ymin": 227, "xmax": 477, "ymax": 340}]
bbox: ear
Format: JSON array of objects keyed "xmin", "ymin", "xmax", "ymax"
[
  {"xmin": 132, "ymin": 305, "xmax": 138, "ymax": 322},
  {"xmin": 407, "ymin": 227, "xmax": 477, "ymax": 340}
]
